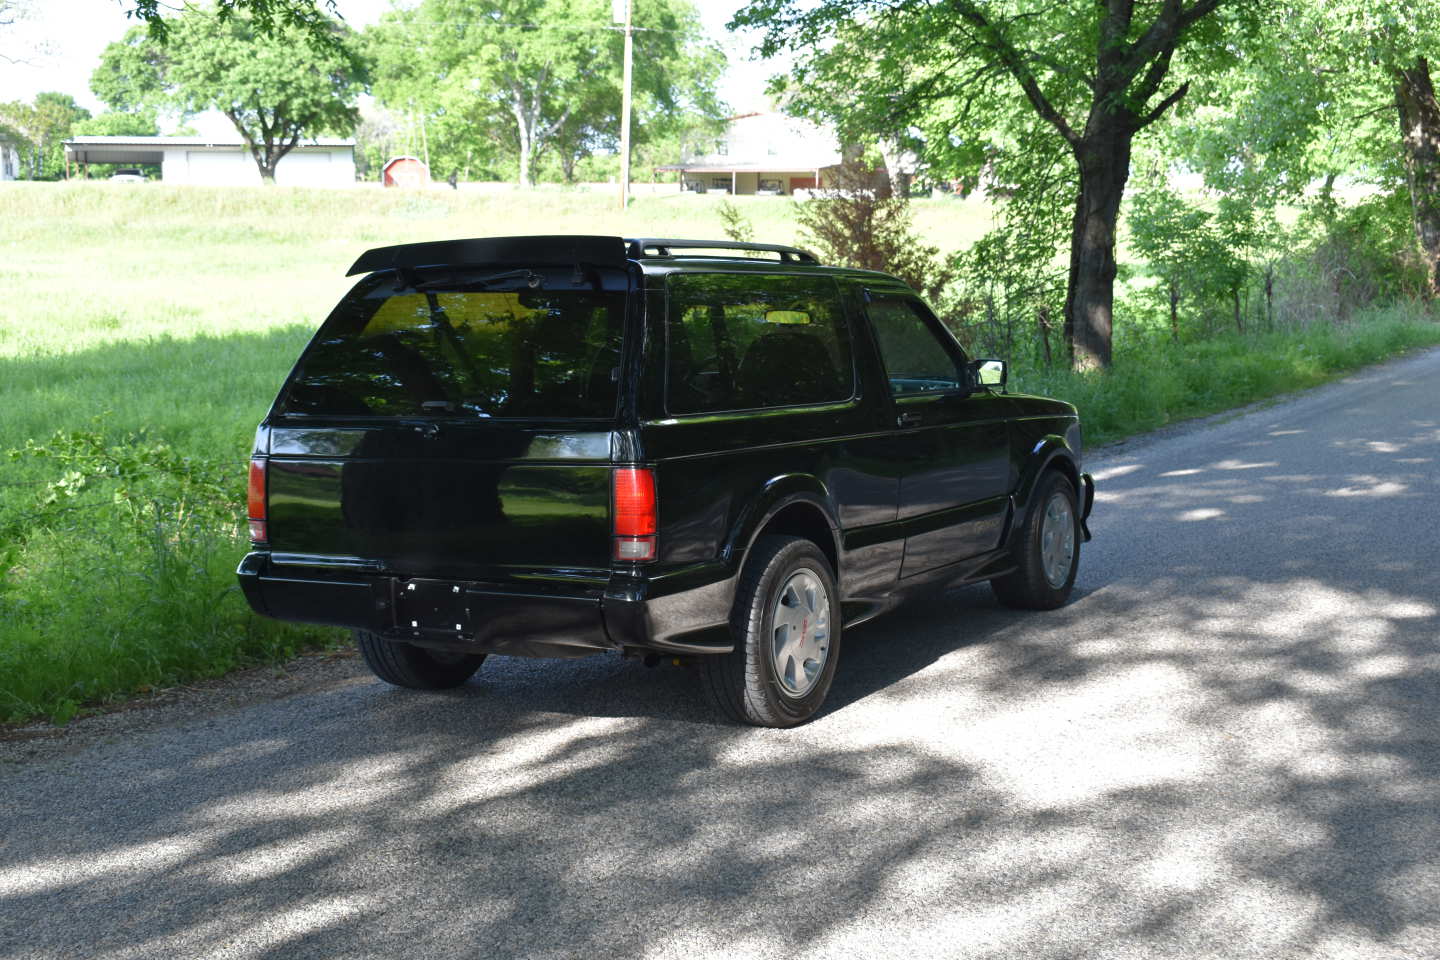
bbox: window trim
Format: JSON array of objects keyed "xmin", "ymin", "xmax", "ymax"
[{"xmin": 661, "ymin": 271, "xmax": 861, "ymax": 418}]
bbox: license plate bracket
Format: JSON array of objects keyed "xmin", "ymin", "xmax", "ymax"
[{"xmin": 392, "ymin": 579, "xmax": 471, "ymax": 636}]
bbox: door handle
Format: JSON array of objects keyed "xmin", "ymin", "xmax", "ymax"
[{"xmin": 896, "ymin": 411, "xmax": 922, "ymax": 428}]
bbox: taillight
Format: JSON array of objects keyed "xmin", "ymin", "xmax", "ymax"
[
  {"xmin": 613, "ymin": 467, "xmax": 656, "ymax": 562},
  {"xmin": 247, "ymin": 458, "xmax": 267, "ymax": 543}
]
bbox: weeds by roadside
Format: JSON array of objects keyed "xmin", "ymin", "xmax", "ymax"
[
  {"xmin": 0, "ymin": 423, "xmax": 339, "ymax": 725},
  {"xmin": 1017, "ymin": 304, "xmax": 1440, "ymax": 447}
]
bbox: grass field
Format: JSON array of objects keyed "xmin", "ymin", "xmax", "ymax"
[{"xmin": 1, "ymin": 181, "xmax": 1437, "ymax": 726}]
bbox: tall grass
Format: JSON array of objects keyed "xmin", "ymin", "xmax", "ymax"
[
  {"xmin": 0, "ymin": 183, "xmax": 1435, "ymax": 725},
  {"xmin": 1016, "ymin": 301, "xmax": 1440, "ymax": 447}
]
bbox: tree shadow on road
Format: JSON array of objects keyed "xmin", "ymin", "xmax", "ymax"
[{"xmin": 2, "ymin": 360, "xmax": 1438, "ymax": 958}]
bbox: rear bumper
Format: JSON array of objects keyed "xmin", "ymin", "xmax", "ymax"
[{"xmin": 236, "ymin": 553, "xmax": 734, "ymax": 657}]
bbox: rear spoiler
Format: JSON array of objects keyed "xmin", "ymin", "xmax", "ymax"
[{"xmin": 347, "ymin": 235, "xmax": 629, "ymax": 277}]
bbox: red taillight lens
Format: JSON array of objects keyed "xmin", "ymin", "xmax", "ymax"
[
  {"xmin": 613, "ymin": 468, "xmax": 656, "ymax": 535},
  {"xmin": 613, "ymin": 467, "xmax": 656, "ymax": 561},
  {"xmin": 247, "ymin": 458, "xmax": 267, "ymax": 542}
]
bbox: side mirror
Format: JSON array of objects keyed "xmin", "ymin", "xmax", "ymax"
[{"xmin": 970, "ymin": 358, "xmax": 1008, "ymax": 392}]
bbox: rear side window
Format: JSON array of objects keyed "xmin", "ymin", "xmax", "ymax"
[
  {"xmin": 279, "ymin": 285, "xmax": 626, "ymax": 419},
  {"xmin": 665, "ymin": 273, "xmax": 854, "ymax": 414}
]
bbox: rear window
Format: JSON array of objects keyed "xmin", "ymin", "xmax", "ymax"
[
  {"xmin": 278, "ymin": 284, "xmax": 626, "ymax": 419},
  {"xmin": 665, "ymin": 273, "xmax": 854, "ymax": 414}
]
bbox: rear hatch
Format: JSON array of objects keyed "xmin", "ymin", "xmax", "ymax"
[{"xmin": 260, "ymin": 247, "xmax": 631, "ymax": 583}]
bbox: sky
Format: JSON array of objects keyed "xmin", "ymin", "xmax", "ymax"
[{"xmin": 0, "ymin": 0, "xmax": 786, "ymax": 136}]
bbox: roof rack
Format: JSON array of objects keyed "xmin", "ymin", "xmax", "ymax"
[{"xmin": 625, "ymin": 238, "xmax": 821, "ymax": 265}]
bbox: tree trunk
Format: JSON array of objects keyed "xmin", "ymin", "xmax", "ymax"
[
  {"xmin": 517, "ymin": 135, "xmax": 532, "ymax": 188},
  {"xmin": 1263, "ymin": 263, "xmax": 1275, "ymax": 330},
  {"xmin": 878, "ymin": 138, "xmax": 909, "ymax": 199},
  {"xmin": 1036, "ymin": 306, "xmax": 1053, "ymax": 366},
  {"xmin": 1397, "ymin": 57, "xmax": 1440, "ymax": 297},
  {"xmin": 1169, "ymin": 280, "xmax": 1180, "ymax": 342},
  {"xmin": 1232, "ymin": 286, "xmax": 1243, "ymax": 334},
  {"xmin": 511, "ymin": 102, "xmax": 533, "ymax": 188},
  {"xmin": 1064, "ymin": 130, "xmax": 1132, "ymax": 370}
]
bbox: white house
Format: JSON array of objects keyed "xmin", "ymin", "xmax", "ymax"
[
  {"xmin": 61, "ymin": 136, "xmax": 356, "ymax": 186},
  {"xmin": 658, "ymin": 112, "xmax": 845, "ymax": 196},
  {"xmin": 0, "ymin": 135, "xmax": 21, "ymax": 181}
]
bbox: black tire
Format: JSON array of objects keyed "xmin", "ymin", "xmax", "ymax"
[
  {"xmin": 702, "ymin": 535, "xmax": 842, "ymax": 727},
  {"xmin": 355, "ymin": 629, "xmax": 486, "ymax": 690},
  {"xmin": 991, "ymin": 470, "xmax": 1081, "ymax": 610}
]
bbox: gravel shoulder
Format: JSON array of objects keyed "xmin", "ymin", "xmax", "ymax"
[{"xmin": 0, "ymin": 648, "xmax": 370, "ymax": 768}]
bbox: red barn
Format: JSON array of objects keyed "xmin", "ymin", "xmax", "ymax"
[{"xmin": 383, "ymin": 156, "xmax": 430, "ymax": 188}]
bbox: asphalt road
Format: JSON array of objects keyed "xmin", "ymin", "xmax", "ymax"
[{"xmin": 4, "ymin": 347, "xmax": 1439, "ymax": 960}]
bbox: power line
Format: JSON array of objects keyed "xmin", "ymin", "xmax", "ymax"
[{"xmin": 363, "ymin": 19, "xmax": 682, "ymax": 32}]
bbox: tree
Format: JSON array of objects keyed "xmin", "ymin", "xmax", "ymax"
[
  {"xmin": 365, "ymin": 0, "xmax": 722, "ymax": 188},
  {"xmin": 737, "ymin": 0, "xmax": 1259, "ymax": 370},
  {"xmin": 0, "ymin": 0, "xmax": 40, "ymax": 64},
  {"xmin": 72, "ymin": 111, "xmax": 160, "ymax": 138},
  {"xmin": 0, "ymin": 92, "xmax": 90, "ymax": 179},
  {"xmin": 123, "ymin": 0, "xmax": 344, "ymax": 53},
  {"xmin": 93, "ymin": 8, "xmax": 361, "ymax": 183},
  {"xmin": 794, "ymin": 156, "xmax": 952, "ymax": 302},
  {"xmin": 1394, "ymin": 60, "xmax": 1440, "ymax": 295},
  {"xmin": 1161, "ymin": 5, "xmax": 1440, "ymax": 298}
]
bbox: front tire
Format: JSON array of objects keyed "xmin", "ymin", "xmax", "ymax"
[
  {"xmin": 702, "ymin": 535, "xmax": 842, "ymax": 727},
  {"xmin": 991, "ymin": 470, "xmax": 1080, "ymax": 610},
  {"xmin": 355, "ymin": 629, "xmax": 486, "ymax": 690}
]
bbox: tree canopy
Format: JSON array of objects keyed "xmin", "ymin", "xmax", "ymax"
[
  {"xmin": 736, "ymin": 0, "xmax": 1264, "ymax": 369},
  {"xmin": 0, "ymin": 93, "xmax": 90, "ymax": 179},
  {"xmin": 123, "ymin": 0, "xmax": 344, "ymax": 53},
  {"xmin": 1158, "ymin": 5, "xmax": 1440, "ymax": 295},
  {"xmin": 94, "ymin": 8, "xmax": 362, "ymax": 182},
  {"xmin": 363, "ymin": 0, "xmax": 724, "ymax": 187}
]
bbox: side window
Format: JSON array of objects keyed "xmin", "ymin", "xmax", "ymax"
[
  {"xmin": 666, "ymin": 273, "xmax": 855, "ymax": 414},
  {"xmin": 867, "ymin": 296, "xmax": 966, "ymax": 395}
]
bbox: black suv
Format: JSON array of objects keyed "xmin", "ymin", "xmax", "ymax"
[{"xmin": 238, "ymin": 236, "xmax": 1094, "ymax": 726}]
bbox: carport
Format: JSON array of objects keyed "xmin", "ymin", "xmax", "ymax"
[{"xmin": 62, "ymin": 136, "xmax": 356, "ymax": 186}]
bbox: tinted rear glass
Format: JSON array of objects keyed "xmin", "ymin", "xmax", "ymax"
[
  {"xmin": 279, "ymin": 283, "xmax": 626, "ymax": 419},
  {"xmin": 665, "ymin": 273, "xmax": 854, "ymax": 414}
]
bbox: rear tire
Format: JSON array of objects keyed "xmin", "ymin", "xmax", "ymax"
[
  {"xmin": 355, "ymin": 629, "xmax": 486, "ymax": 690},
  {"xmin": 991, "ymin": 470, "xmax": 1080, "ymax": 610},
  {"xmin": 702, "ymin": 535, "xmax": 841, "ymax": 727}
]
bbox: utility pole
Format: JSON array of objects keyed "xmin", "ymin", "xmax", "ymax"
[{"xmin": 616, "ymin": 0, "xmax": 633, "ymax": 209}]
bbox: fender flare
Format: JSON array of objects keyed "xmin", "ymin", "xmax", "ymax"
[
  {"xmin": 1013, "ymin": 435, "xmax": 1081, "ymax": 515},
  {"xmin": 724, "ymin": 473, "xmax": 842, "ymax": 576}
]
